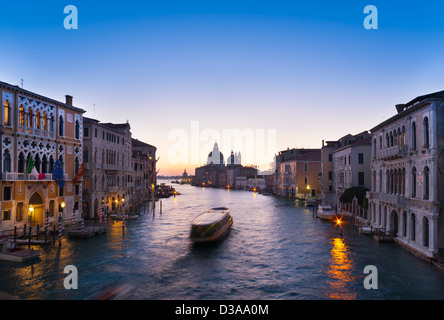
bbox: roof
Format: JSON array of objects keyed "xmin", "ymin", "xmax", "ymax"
[
  {"xmin": 370, "ymin": 89, "xmax": 444, "ymax": 132},
  {"xmin": 0, "ymin": 80, "xmax": 86, "ymax": 114},
  {"xmin": 132, "ymin": 138, "xmax": 157, "ymax": 150},
  {"xmin": 335, "ymin": 136, "xmax": 372, "ymax": 152},
  {"xmin": 281, "ymin": 150, "xmax": 321, "ymax": 163}
]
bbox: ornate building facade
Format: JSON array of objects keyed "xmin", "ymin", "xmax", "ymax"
[
  {"xmin": 367, "ymin": 91, "xmax": 444, "ymax": 259},
  {"xmin": 1, "ymin": 81, "xmax": 85, "ymax": 232}
]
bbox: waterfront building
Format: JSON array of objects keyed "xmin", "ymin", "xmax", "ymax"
[
  {"xmin": 131, "ymin": 138, "xmax": 157, "ymax": 206},
  {"xmin": 82, "ymin": 117, "xmax": 132, "ymax": 218},
  {"xmin": 320, "ymin": 131, "xmax": 371, "ymax": 206},
  {"xmin": 0, "ymin": 81, "xmax": 85, "ymax": 232},
  {"xmin": 273, "ymin": 149, "xmax": 321, "ymax": 198},
  {"xmin": 332, "ymin": 136, "xmax": 372, "ymax": 208},
  {"xmin": 192, "ymin": 142, "xmax": 256, "ymax": 188},
  {"xmin": 367, "ymin": 90, "xmax": 444, "ymax": 259}
]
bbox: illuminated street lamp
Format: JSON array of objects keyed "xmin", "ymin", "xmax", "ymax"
[{"xmin": 29, "ymin": 205, "xmax": 34, "ymax": 227}]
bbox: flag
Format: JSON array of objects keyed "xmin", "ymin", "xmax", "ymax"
[
  {"xmin": 27, "ymin": 156, "xmax": 39, "ymax": 179},
  {"xmin": 53, "ymin": 159, "xmax": 65, "ymax": 188},
  {"xmin": 73, "ymin": 162, "xmax": 85, "ymax": 184}
]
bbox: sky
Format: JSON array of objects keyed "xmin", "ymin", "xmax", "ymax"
[{"xmin": 1, "ymin": 0, "xmax": 444, "ymax": 175}]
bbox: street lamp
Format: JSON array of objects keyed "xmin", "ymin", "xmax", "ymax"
[{"xmin": 29, "ymin": 205, "xmax": 34, "ymax": 227}]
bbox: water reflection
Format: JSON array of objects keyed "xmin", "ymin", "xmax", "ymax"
[{"xmin": 325, "ymin": 237, "xmax": 357, "ymax": 300}]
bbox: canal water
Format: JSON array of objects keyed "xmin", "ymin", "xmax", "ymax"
[{"xmin": 2, "ymin": 181, "xmax": 444, "ymax": 300}]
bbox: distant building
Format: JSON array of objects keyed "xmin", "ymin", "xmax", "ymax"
[
  {"xmin": 332, "ymin": 136, "xmax": 372, "ymax": 208},
  {"xmin": 273, "ymin": 148, "xmax": 321, "ymax": 198},
  {"xmin": 320, "ymin": 131, "xmax": 371, "ymax": 206},
  {"xmin": 192, "ymin": 141, "xmax": 256, "ymax": 188},
  {"xmin": 367, "ymin": 90, "xmax": 444, "ymax": 260}
]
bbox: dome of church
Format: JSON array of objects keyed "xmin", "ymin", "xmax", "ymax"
[{"xmin": 207, "ymin": 142, "xmax": 225, "ymax": 166}]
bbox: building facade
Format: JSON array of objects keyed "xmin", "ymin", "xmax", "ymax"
[
  {"xmin": 367, "ymin": 91, "xmax": 444, "ymax": 259},
  {"xmin": 320, "ymin": 132, "xmax": 371, "ymax": 206},
  {"xmin": 274, "ymin": 149, "xmax": 321, "ymax": 198},
  {"xmin": 1, "ymin": 81, "xmax": 85, "ymax": 232},
  {"xmin": 131, "ymin": 138, "xmax": 157, "ymax": 205},
  {"xmin": 333, "ymin": 136, "xmax": 372, "ymax": 208},
  {"xmin": 82, "ymin": 117, "xmax": 132, "ymax": 218}
]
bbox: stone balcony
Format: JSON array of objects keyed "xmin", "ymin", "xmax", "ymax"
[{"xmin": 377, "ymin": 145, "xmax": 409, "ymax": 161}]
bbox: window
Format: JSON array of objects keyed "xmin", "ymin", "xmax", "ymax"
[
  {"xmin": 358, "ymin": 153, "xmax": 364, "ymax": 164},
  {"xmin": 3, "ymin": 186, "xmax": 12, "ymax": 201},
  {"xmin": 358, "ymin": 172, "xmax": 365, "ymax": 186},
  {"xmin": 49, "ymin": 200, "xmax": 55, "ymax": 217},
  {"xmin": 304, "ymin": 176, "xmax": 308, "ymax": 185},
  {"xmin": 3, "ymin": 150, "xmax": 11, "ymax": 172},
  {"xmin": 304, "ymin": 163, "xmax": 308, "ymax": 172},
  {"xmin": 50, "ymin": 115, "xmax": 54, "ymax": 132},
  {"xmin": 27, "ymin": 107, "xmax": 33, "ymax": 128},
  {"xmin": 43, "ymin": 112, "xmax": 48, "ymax": 131},
  {"xmin": 19, "ymin": 106, "xmax": 25, "ymax": 126},
  {"xmin": 84, "ymin": 127, "xmax": 89, "ymax": 137},
  {"xmin": 411, "ymin": 167, "xmax": 417, "ymax": 198},
  {"xmin": 2, "ymin": 210, "xmax": 11, "ymax": 221},
  {"xmin": 328, "ymin": 171, "xmax": 332, "ymax": 180},
  {"xmin": 35, "ymin": 110, "xmax": 40, "ymax": 129},
  {"xmin": 328, "ymin": 154, "xmax": 332, "ymax": 162},
  {"xmin": 16, "ymin": 203, "xmax": 23, "ymax": 222},
  {"xmin": 59, "ymin": 115, "xmax": 64, "ymax": 136},
  {"xmin": 95, "ymin": 128, "xmax": 98, "ymax": 137},
  {"xmin": 424, "ymin": 167, "xmax": 430, "ymax": 200},
  {"xmin": 411, "ymin": 121, "xmax": 417, "ymax": 150},
  {"xmin": 423, "ymin": 117, "xmax": 430, "ymax": 148},
  {"xmin": 379, "ymin": 136, "xmax": 382, "ymax": 150},
  {"xmin": 411, "ymin": 214, "xmax": 416, "ymax": 241},
  {"xmin": 3, "ymin": 100, "xmax": 11, "ymax": 126}
]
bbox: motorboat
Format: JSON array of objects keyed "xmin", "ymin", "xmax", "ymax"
[
  {"xmin": 316, "ymin": 205, "xmax": 338, "ymax": 221},
  {"xmin": 190, "ymin": 207, "xmax": 233, "ymax": 243},
  {"xmin": 305, "ymin": 198, "xmax": 316, "ymax": 207}
]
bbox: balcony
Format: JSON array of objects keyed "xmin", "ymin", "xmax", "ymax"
[
  {"xmin": 378, "ymin": 145, "xmax": 408, "ymax": 161},
  {"xmin": 2, "ymin": 172, "xmax": 53, "ymax": 181},
  {"xmin": 379, "ymin": 193, "xmax": 406, "ymax": 208}
]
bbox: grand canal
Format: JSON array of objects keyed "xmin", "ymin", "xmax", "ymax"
[{"xmin": 2, "ymin": 181, "xmax": 444, "ymax": 300}]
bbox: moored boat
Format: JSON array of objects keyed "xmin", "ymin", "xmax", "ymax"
[
  {"xmin": 305, "ymin": 198, "xmax": 316, "ymax": 207},
  {"xmin": 316, "ymin": 205, "xmax": 338, "ymax": 221},
  {"xmin": 190, "ymin": 207, "xmax": 233, "ymax": 243}
]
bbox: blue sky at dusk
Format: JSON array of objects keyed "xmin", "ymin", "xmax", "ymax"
[{"xmin": 2, "ymin": 1, "xmax": 444, "ymax": 174}]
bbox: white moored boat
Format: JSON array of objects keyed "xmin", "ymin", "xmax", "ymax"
[
  {"xmin": 190, "ymin": 207, "xmax": 233, "ymax": 243},
  {"xmin": 316, "ymin": 205, "xmax": 337, "ymax": 221}
]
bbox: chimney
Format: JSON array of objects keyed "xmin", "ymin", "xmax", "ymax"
[
  {"xmin": 65, "ymin": 95, "xmax": 73, "ymax": 106},
  {"xmin": 395, "ymin": 104, "xmax": 405, "ymax": 113}
]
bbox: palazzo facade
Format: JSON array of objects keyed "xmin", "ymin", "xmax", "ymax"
[
  {"xmin": 0, "ymin": 81, "xmax": 85, "ymax": 232},
  {"xmin": 367, "ymin": 91, "xmax": 444, "ymax": 259}
]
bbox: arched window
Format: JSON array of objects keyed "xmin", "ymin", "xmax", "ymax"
[
  {"xmin": 3, "ymin": 149, "xmax": 11, "ymax": 172},
  {"xmin": 386, "ymin": 133, "xmax": 389, "ymax": 148},
  {"xmin": 42, "ymin": 155, "xmax": 48, "ymax": 174},
  {"xmin": 412, "ymin": 121, "xmax": 417, "ymax": 150},
  {"xmin": 411, "ymin": 213, "xmax": 416, "ymax": 241},
  {"xmin": 59, "ymin": 115, "xmax": 64, "ymax": 136},
  {"xmin": 35, "ymin": 110, "xmax": 40, "ymax": 129},
  {"xmin": 50, "ymin": 115, "xmax": 54, "ymax": 132},
  {"xmin": 42, "ymin": 112, "xmax": 48, "ymax": 131},
  {"xmin": 423, "ymin": 217, "xmax": 429, "ymax": 247},
  {"xmin": 3, "ymin": 100, "xmax": 11, "ymax": 126},
  {"xmin": 75, "ymin": 120, "xmax": 80, "ymax": 139},
  {"xmin": 411, "ymin": 167, "xmax": 417, "ymax": 198},
  {"xmin": 19, "ymin": 106, "xmax": 25, "ymax": 126},
  {"xmin": 424, "ymin": 166, "xmax": 430, "ymax": 200},
  {"xmin": 379, "ymin": 135, "xmax": 383, "ymax": 150},
  {"xmin": 372, "ymin": 171, "xmax": 376, "ymax": 192},
  {"xmin": 423, "ymin": 117, "xmax": 430, "ymax": 148},
  {"xmin": 379, "ymin": 170, "xmax": 383, "ymax": 192},
  {"xmin": 49, "ymin": 156, "xmax": 54, "ymax": 173},
  {"xmin": 401, "ymin": 126, "xmax": 406, "ymax": 145},
  {"xmin": 390, "ymin": 131, "xmax": 394, "ymax": 147},
  {"xmin": 402, "ymin": 211, "xmax": 407, "ymax": 237},
  {"xmin": 27, "ymin": 107, "xmax": 33, "ymax": 128},
  {"xmin": 18, "ymin": 152, "xmax": 25, "ymax": 173}
]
